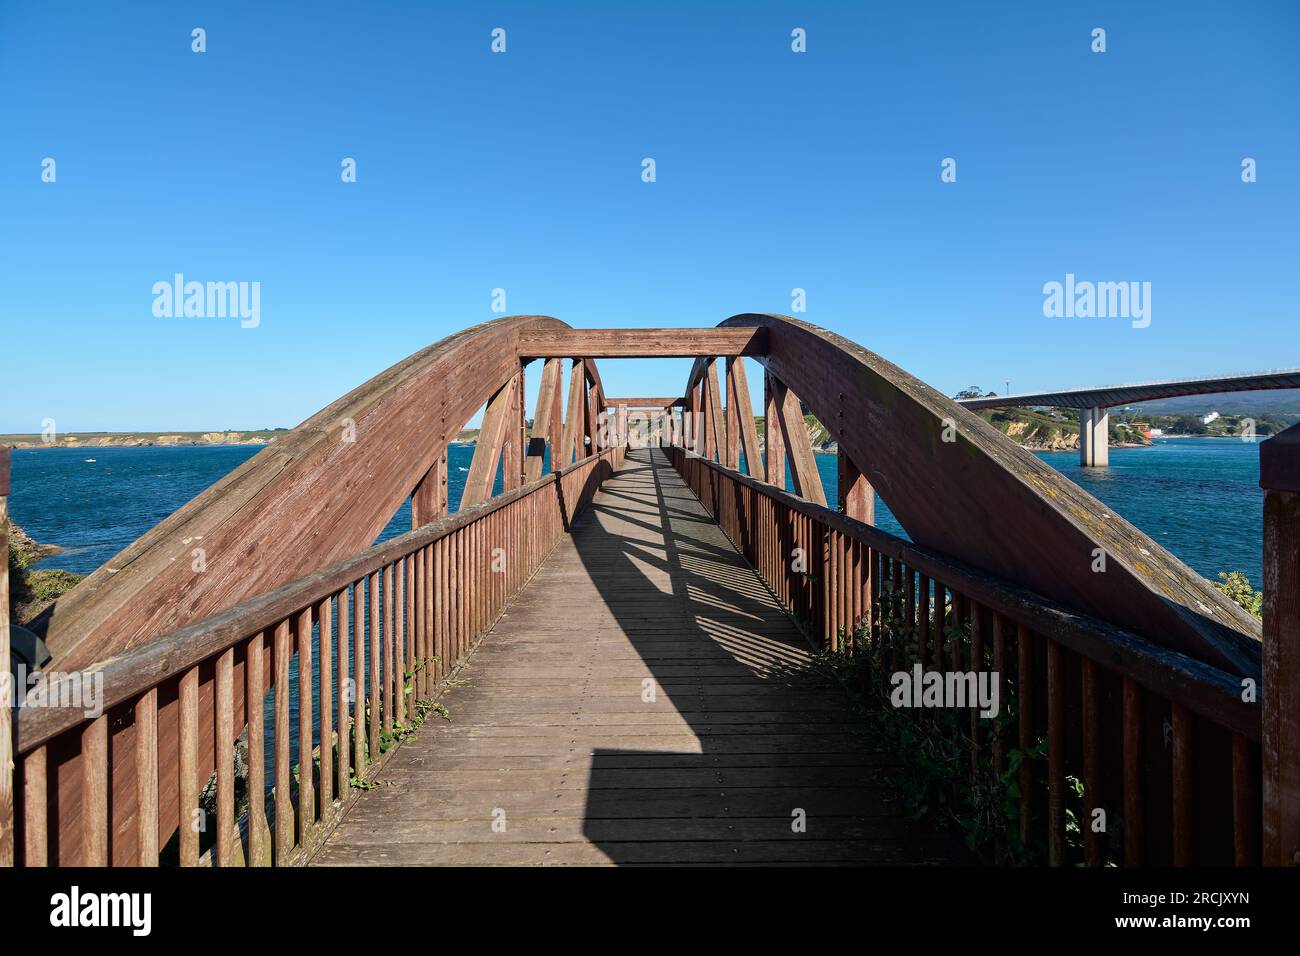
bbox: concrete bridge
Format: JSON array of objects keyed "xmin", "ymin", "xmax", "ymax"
[
  {"xmin": 958, "ymin": 369, "xmax": 1300, "ymax": 466},
  {"xmin": 2, "ymin": 315, "xmax": 1297, "ymax": 868}
]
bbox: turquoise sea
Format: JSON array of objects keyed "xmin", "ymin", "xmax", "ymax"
[{"xmin": 9, "ymin": 437, "xmax": 1263, "ymax": 587}]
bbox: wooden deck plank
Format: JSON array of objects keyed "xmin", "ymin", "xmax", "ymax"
[{"xmin": 311, "ymin": 447, "xmax": 964, "ymax": 866}]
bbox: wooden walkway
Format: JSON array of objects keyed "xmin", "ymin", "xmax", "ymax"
[{"xmin": 311, "ymin": 448, "xmax": 965, "ymax": 865}]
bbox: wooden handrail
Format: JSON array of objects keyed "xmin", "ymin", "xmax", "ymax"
[
  {"xmin": 7, "ymin": 445, "xmax": 625, "ymax": 866},
  {"xmin": 668, "ymin": 444, "xmax": 1262, "ymax": 865},
  {"xmin": 13, "ymin": 449, "xmax": 621, "ymax": 756},
  {"xmin": 670, "ymin": 447, "xmax": 1257, "ymax": 739}
]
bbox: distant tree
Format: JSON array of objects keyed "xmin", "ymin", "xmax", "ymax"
[{"xmin": 954, "ymin": 386, "xmax": 985, "ymax": 400}]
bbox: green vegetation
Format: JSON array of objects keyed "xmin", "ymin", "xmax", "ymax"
[
  {"xmin": 5, "ymin": 521, "xmax": 83, "ymax": 624},
  {"xmin": 1213, "ymin": 571, "xmax": 1263, "ymax": 618},
  {"xmin": 818, "ymin": 584, "xmax": 1105, "ymax": 865}
]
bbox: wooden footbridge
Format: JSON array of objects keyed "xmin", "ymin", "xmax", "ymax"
[{"xmin": 2, "ymin": 314, "xmax": 1297, "ymax": 867}]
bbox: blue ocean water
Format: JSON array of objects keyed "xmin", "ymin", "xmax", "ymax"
[
  {"xmin": 10, "ymin": 437, "xmax": 1262, "ymax": 587},
  {"xmin": 806, "ymin": 437, "xmax": 1263, "ymax": 585}
]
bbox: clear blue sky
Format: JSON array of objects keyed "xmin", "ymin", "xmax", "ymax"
[{"xmin": 2, "ymin": 0, "xmax": 1297, "ymax": 432}]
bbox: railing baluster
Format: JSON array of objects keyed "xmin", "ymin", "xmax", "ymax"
[
  {"xmin": 318, "ymin": 596, "xmax": 334, "ymax": 816},
  {"xmin": 1122, "ymin": 677, "xmax": 1143, "ymax": 865},
  {"xmin": 1231, "ymin": 734, "xmax": 1258, "ymax": 866},
  {"xmin": 383, "ymin": 564, "xmax": 394, "ymax": 739},
  {"xmin": 1046, "ymin": 639, "xmax": 1065, "ymax": 866},
  {"xmin": 1081, "ymin": 656, "xmax": 1101, "ymax": 866},
  {"xmin": 247, "ymin": 632, "xmax": 267, "ymax": 867},
  {"xmin": 274, "ymin": 619, "xmax": 292, "ymax": 864},
  {"xmin": 352, "ymin": 582, "xmax": 366, "ymax": 776},
  {"xmin": 134, "ymin": 688, "xmax": 159, "ymax": 866},
  {"xmin": 1172, "ymin": 702, "xmax": 1193, "ymax": 866},
  {"xmin": 368, "ymin": 572, "xmax": 381, "ymax": 762},
  {"xmin": 1017, "ymin": 624, "xmax": 1034, "ymax": 851},
  {"xmin": 337, "ymin": 587, "xmax": 351, "ymax": 796},
  {"xmin": 215, "ymin": 647, "xmax": 235, "ymax": 867},
  {"xmin": 22, "ymin": 748, "xmax": 47, "ymax": 866},
  {"xmin": 178, "ymin": 666, "xmax": 199, "ymax": 867},
  {"xmin": 81, "ymin": 714, "xmax": 108, "ymax": 866},
  {"xmin": 296, "ymin": 607, "xmax": 314, "ymax": 847}
]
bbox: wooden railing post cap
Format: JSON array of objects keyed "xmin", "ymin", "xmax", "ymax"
[{"xmin": 1260, "ymin": 422, "xmax": 1300, "ymax": 494}]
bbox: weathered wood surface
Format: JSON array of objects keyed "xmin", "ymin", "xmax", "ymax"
[
  {"xmin": 722, "ymin": 313, "xmax": 1260, "ymax": 675},
  {"xmin": 518, "ymin": 327, "xmax": 767, "ymax": 359},
  {"xmin": 312, "ymin": 448, "xmax": 964, "ymax": 866},
  {"xmin": 39, "ymin": 315, "xmax": 576, "ymax": 672}
]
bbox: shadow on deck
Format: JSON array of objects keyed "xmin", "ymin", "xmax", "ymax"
[{"xmin": 311, "ymin": 447, "xmax": 968, "ymax": 865}]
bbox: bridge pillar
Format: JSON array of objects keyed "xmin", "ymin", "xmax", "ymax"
[{"xmin": 1079, "ymin": 406, "xmax": 1109, "ymax": 467}]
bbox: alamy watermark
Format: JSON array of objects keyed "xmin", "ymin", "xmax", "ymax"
[
  {"xmin": 2, "ymin": 664, "xmax": 105, "ymax": 718},
  {"xmin": 153, "ymin": 273, "xmax": 260, "ymax": 328},
  {"xmin": 1042, "ymin": 273, "xmax": 1151, "ymax": 329},
  {"xmin": 889, "ymin": 664, "xmax": 1000, "ymax": 718}
]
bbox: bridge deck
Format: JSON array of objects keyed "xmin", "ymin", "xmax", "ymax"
[{"xmin": 311, "ymin": 448, "xmax": 965, "ymax": 865}]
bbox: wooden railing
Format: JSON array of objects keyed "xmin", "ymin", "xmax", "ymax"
[
  {"xmin": 668, "ymin": 446, "xmax": 1262, "ymax": 866},
  {"xmin": 5, "ymin": 446, "xmax": 623, "ymax": 866}
]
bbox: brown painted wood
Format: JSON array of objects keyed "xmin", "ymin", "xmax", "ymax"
[
  {"xmin": 412, "ymin": 454, "xmax": 447, "ymax": 527},
  {"xmin": 726, "ymin": 358, "xmax": 763, "ymax": 477},
  {"xmin": 318, "ymin": 597, "xmax": 334, "ymax": 815},
  {"xmin": 463, "ymin": 376, "xmax": 518, "ymax": 509},
  {"xmin": 1017, "ymin": 625, "xmax": 1033, "ymax": 850},
  {"xmin": 503, "ymin": 367, "xmax": 525, "ymax": 489},
  {"xmin": 528, "ymin": 358, "xmax": 564, "ymax": 481},
  {"xmin": 81, "ymin": 716, "xmax": 108, "ymax": 866},
  {"xmin": 178, "ymin": 667, "xmax": 199, "ymax": 867},
  {"xmin": 274, "ymin": 620, "xmax": 292, "ymax": 864},
  {"xmin": 336, "ymin": 589, "xmax": 351, "ymax": 796},
  {"xmin": 246, "ymin": 634, "xmax": 267, "ymax": 866},
  {"xmin": 134, "ymin": 689, "xmax": 159, "ymax": 865},
  {"xmin": 311, "ymin": 448, "xmax": 963, "ymax": 867},
  {"xmin": 672, "ymin": 449, "xmax": 1258, "ymax": 742},
  {"xmin": 1261, "ymin": 434, "xmax": 1300, "ymax": 864},
  {"xmin": 1081, "ymin": 656, "xmax": 1101, "ymax": 866},
  {"xmin": 215, "ymin": 647, "xmax": 235, "ymax": 867},
  {"xmin": 704, "ymin": 360, "xmax": 724, "ymax": 463},
  {"xmin": 518, "ymin": 326, "xmax": 767, "ymax": 358},
  {"xmin": 560, "ymin": 360, "xmax": 586, "ymax": 469},
  {"xmin": 838, "ymin": 452, "xmax": 873, "ymax": 524},
  {"xmin": 22, "ymin": 748, "xmax": 47, "ymax": 866},
  {"xmin": 763, "ymin": 370, "xmax": 785, "ymax": 489},
  {"xmin": 723, "ymin": 314, "xmax": 1260, "ymax": 676},
  {"xmin": 297, "ymin": 607, "xmax": 314, "ymax": 846},
  {"xmin": 1232, "ymin": 734, "xmax": 1258, "ymax": 866},
  {"xmin": 768, "ymin": 375, "xmax": 826, "ymax": 506},
  {"xmin": 1172, "ymin": 702, "xmax": 1193, "ymax": 865},
  {"xmin": 1122, "ymin": 678, "xmax": 1143, "ymax": 865}
]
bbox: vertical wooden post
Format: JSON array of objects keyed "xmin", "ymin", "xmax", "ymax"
[
  {"xmin": 560, "ymin": 359, "xmax": 586, "ymax": 468},
  {"xmin": 838, "ymin": 451, "xmax": 873, "ymax": 524},
  {"xmin": 527, "ymin": 358, "xmax": 563, "ymax": 482},
  {"xmin": 503, "ymin": 364, "xmax": 525, "ymax": 489},
  {"xmin": 723, "ymin": 360, "xmax": 741, "ymax": 470},
  {"xmin": 704, "ymin": 359, "xmax": 724, "ymax": 463},
  {"xmin": 412, "ymin": 452, "xmax": 448, "ymax": 527},
  {"xmin": 1262, "ymin": 423, "xmax": 1300, "ymax": 866},
  {"xmin": 0, "ymin": 446, "xmax": 12, "ymax": 867},
  {"xmin": 764, "ymin": 370, "xmax": 785, "ymax": 488}
]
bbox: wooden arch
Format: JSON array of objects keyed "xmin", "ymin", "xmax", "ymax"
[
  {"xmin": 39, "ymin": 315, "xmax": 599, "ymax": 673},
  {"xmin": 694, "ymin": 313, "xmax": 1260, "ymax": 676}
]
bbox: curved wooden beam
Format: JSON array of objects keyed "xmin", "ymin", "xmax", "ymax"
[
  {"xmin": 720, "ymin": 313, "xmax": 1261, "ymax": 676},
  {"xmin": 39, "ymin": 316, "xmax": 575, "ymax": 672}
]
